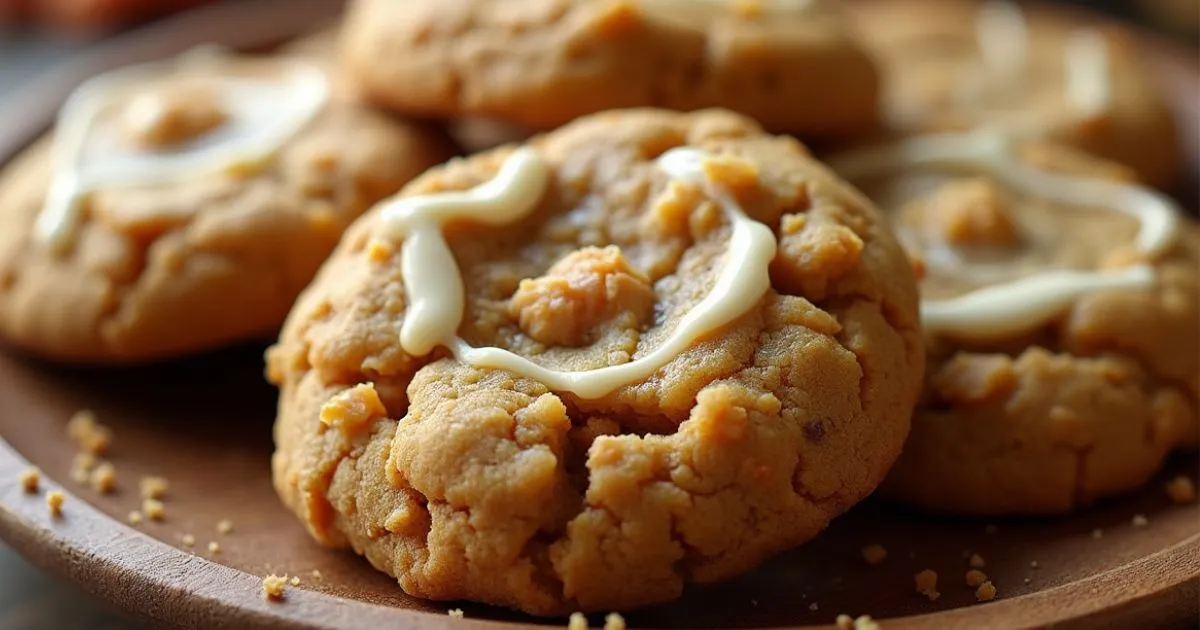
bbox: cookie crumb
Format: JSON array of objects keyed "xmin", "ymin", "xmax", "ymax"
[
  {"xmin": 207, "ymin": 541, "xmax": 220, "ymax": 554},
  {"xmin": 143, "ymin": 498, "xmax": 165, "ymax": 521},
  {"xmin": 66, "ymin": 410, "xmax": 111, "ymax": 455},
  {"xmin": 310, "ymin": 570, "xmax": 322, "ymax": 580},
  {"xmin": 836, "ymin": 615, "xmax": 854, "ymax": 630},
  {"xmin": 1131, "ymin": 514, "xmax": 1149, "ymax": 527},
  {"xmin": 1165, "ymin": 476, "xmax": 1197, "ymax": 504},
  {"xmin": 448, "ymin": 609, "xmax": 464, "ymax": 618},
  {"xmin": 968, "ymin": 553, "xmax": 986, "ymax": 568},
  {"xmin": 90, "ymin": 462, "xmax": 116, "ymax": 494},
  {"xmin": 914, "ymin": 569, "xmax": 940, "ymax": 601},
  {"xmin": 976, "ymin": 580, "xmax": 997, "ymax": 602},
  {"xmin": 1024, "ymin": 577, "xmax": 1032, "ymax": 584},
  {"xmin": 808, "ymin": 602, "xmax": 819, "ymax": 611},
  {"xmin": 854, "ymin": 616, "xmax": 881, "ymax": 630},
  {"xmin": 262, "ymin": 574, "xmax": 287, "ymax": 601},
  {"xmin": 18, "ymin": 467, "xmax": 39, "ymax": 493},
  {"xmin": 46, "ymin": 490, "xmax": 64, "ymax": 517},
  {"xmin": 1029, "ymin": 560, "xmax": 1039, "ymax": 569},
  {"xmin": 603, "ymin": 613, "xmax": 625, "ymax": 630},
  {"xmin": 984, "ymin": 524, "xmax": 998, "ymax": 535},
  {"xmin": 965, "ymin": 569, "xmax": 988, "ymax": 587},
  {"xmin": 139, "ymin": 476, "xmax": 169, "ymax": 500},
  {"xmin": 128, "ymin": 511, "xmax": 143, "ymax": 525},
  {"xmin": 567, "ymin": 612, "xmax": 588, "ymax": 630},
  {"xmin": 861, "ymin": 543, "xmax": 888, "ymax": 565},
  {"xmin": 181, "ymin": 534, "xmax": 195, "ymax": 547},
  {"xmin": 1092, "ymin": 528, "xmax": 1104, "ymax": 539},
  {"xmin": 290, "ymin": 576, "xmax": 301, "ymax": 587},
  {"xmin": 216, "ymin": 519, "xmax": 233, "ymax": 535}
]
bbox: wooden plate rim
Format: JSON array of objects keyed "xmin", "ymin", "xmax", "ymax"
[{"xmin": 0, "ymin": 1, "xmax": 1196, "ymax": 628}]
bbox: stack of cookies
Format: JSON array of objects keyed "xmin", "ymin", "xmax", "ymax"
[{"xmin": 0, "ymin": 0, "xmax": 1194, "ymax": 617}]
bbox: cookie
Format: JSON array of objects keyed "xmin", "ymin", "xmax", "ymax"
[
  {"xmin": 830, "ymin": 132, "xmax": 1198, "ymax": 515},
  {"xmin": 844, "ymin": 0, "xmax": 1182, "ymax": 188},
  {"xmin": 339, "ymin": 0, "xmax": 881, "ymax": 139},
  {"xmin": 0, "ymin": 46, "xmax": 453, "ymax": 363},
  {"xmin": 268, "ymin": 108, "xmax": 923, "ymax": 614}
]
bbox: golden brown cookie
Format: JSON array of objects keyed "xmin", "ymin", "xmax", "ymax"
[
  {"xmin": 844, "ymin": 0, "xmax": 1182, "ymax": 188},
  {"xmin": 339, "ymin": 0, "xmax": 881, "ymax": 139},
  {"xmin": 0, "ymin": 46, "xmax": 453, "ymax": 363},
  {"xmin": 831, "ymin": 133, "xmax": 1198, "ymax": 515},
  {"xmin": 268, "ymin": 108, "xmax": 923, "ymax": 614}
]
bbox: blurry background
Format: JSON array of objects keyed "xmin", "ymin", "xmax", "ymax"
[{"xmin": 0, "ymin": 0, "xmax": 1195, "ymax": 628}]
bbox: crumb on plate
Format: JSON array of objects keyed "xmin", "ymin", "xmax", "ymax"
[
  {"xmin": 1092, "ymin": 528, "xmax": 1104, "ymax": 539},
  {"xmin": 808, "ymin": 602, "xmax": 819, "ymax": 611},
  {"xmin": 18, "ymin": 467, "xmax": 39, "ymax": 494},
  {"xmin": 603, "ymin": 613, "xmax": 626, "ymax": 630},
  {"xmin": 290, "ymin": 576, "xmax": 300, "ymax": 587},
  {"xmin": 216, "ymin": 519, "xmax": 233, "ymax": 535},
  {"xmin": 66, "ymin": 410, "xmax": 111, "ymax": 455},
  {"xmin": 968, "ymin": 553, "xmax": 985, "ymax": 568},
  {"xmin": 976, "ymin": 580, "xmax": 997, "ymax": 602},
  {"xmin": 208, "ymin": 542, "xmax": 220, "ymax": 554},
  {"xmin": 46, "ymin": 490, "xmax": 64, "ymax": 517},
  {"xmin": 854, "ymin": 616, "xmax": 881, "ymax": 630},
  {"xmin": 90, "ymin": 462, "xmax": 116, "ymax": 494},
  {"xmin": 128, "ymin": 511, "xmax": 143, "ymax": 525},
  {"xmin": 965, "ymin": 569, "xmax": 988, "ymax": 587},
  {"xmin": 262, "ymin": 574, "xmax": 288, "ymax": 601},
  {"xmin": 449, "ymin": 609, "xmax": 464, "ymax": 618},
  {"xmin": 310, "ymin": 570, "xmax": 322, "ymax": 580},
  {"xmin": 1132, "ymin": 514, "xmax": 1149, "ymax": 527},
  {"xmin": 861, "ymin": 543, "xmax": 888, "ymax": 565},
  {"xmin": 143, "ymin": 498, "xmax": 165, "ymax": 521},
  {"xmin": 915, "ymin": 569, "xmax": 940, "ymax": 601},
  {"xmin": 140, "ymin": 476, "xmax": 169, "ymax": 500},
  {"xmin": 1030, "ymin": 560, "xmax": 1039, "ymax": 569},
  {"xmin": 181, "ymin": 534, "xmax": 195, "ymax": 547},
  {"xmin": 567, "ymin": 612, "xmax": 588, "ymax": 630}
]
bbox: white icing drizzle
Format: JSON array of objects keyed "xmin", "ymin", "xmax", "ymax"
[
  {"xmin": 1064, "ymin": 28, "xmax": 1111, "ymax": 116},
  {"xmin": 35, "ymin": 47, "xmax": 330, "ymax": 253},
  {"xmin": 827, "ymin": 131, "xmax": 1181, "ymax": 340},
  {"xmin": 377, "ymin": 146, "xmax": 776, "ymax": 399}
]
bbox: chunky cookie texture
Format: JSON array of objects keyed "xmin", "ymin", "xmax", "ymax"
[
  {"xmin": 268, "ymin": 109, "xmax": 922, "ymax": 614},
  {"xmin": 846, "ymin": 0, "xmax": 1182, "ymax": 187},
  {"xmin": 877, "ymin": 149, "xmax": 1199, "ymax": 515},
  {"xmin": 0, "ymin": 62, "xmax": 452, "ymax": 363},
  {"xmin": 339, "ymin": 0, "xmax": 880, "ymax": 138}
]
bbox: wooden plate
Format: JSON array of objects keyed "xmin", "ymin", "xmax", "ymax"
[{"xmin": 0, "ymin": 2, "xmax": 1197, "ymax": 629}]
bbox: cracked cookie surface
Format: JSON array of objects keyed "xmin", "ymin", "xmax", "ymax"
[
  {"xmin": 268, "ymin": 108, "xmax": 922, "ymax": 615},
  {"xmin": 0, "ymin": 49, "xmax": 452, "ymax": 363},
  {"xmin": 869, "ymin": 146, "xmax": 1199, "ymax": 515},
  {"xmin": 339, "ymin": 0, "xmax": 880, "ymax": 138}
]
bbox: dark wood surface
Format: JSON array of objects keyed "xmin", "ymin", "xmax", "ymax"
[{"xmin": 0, "ymin": 1, "xmax": 1198, "ymax": 629}]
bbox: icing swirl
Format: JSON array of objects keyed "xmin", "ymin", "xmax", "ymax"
[
  {"xmin": 35, "ymin": 47, "xmax": 330, "ymax": 253},
  {"xmin": 828, "ymin": 131, "xmax": 1181, "ymax": 340},
  {"xmin": 376, "ymin": 146, "xmax": 776, "ymax": 399}
]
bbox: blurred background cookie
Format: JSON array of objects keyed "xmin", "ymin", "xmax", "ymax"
[
  {"xmin": 831, "ymin": 134, "xmax": 1198, "ymax": 515},
  {"xmin": 844, "ymin": 0, "xmax": 1183, "ymax": 188},
  {"xmin": 338, "ymin": 0, "xmax": 882, "ymax": 142},
  {"xmin": 0, "ymin": 44, "xmax": 453, "ymax": 363}
]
